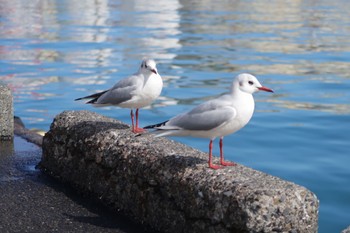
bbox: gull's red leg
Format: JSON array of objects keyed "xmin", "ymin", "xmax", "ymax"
[
  {"xmin": 132, "ymin": 108, "xmax": 146, "ymax": 133},
  {"xmin": 208, "ymin": 139, "xmax": 223, "ymax": 169},
  {"xmin": 130, "ymin": 109, "xmax": 135, "ymax": 132},
  {"xmin": 219, "ymin": 137, "xmax": 236, "ymax": 166}
]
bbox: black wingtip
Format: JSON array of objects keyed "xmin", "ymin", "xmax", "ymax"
[
  {"xmin": 86, "ymin": 98, "xmax": 98, "ymax": 104},
  {"xmin": 74, "ymin": 97, "xmax": 97, "ymax": 104},
  {"xmin": 143, "ymin": 120, "xmax": 169, "ymax": 129},
  {"xmin": 74, "ymin": 90, "xmax": 109, "ymax": 102}
]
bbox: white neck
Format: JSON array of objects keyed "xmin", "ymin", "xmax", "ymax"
[{"xmin": 230, "ymin": 82, "xmax": 255, "ymax": 126}]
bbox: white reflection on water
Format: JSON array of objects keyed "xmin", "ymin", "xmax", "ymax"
[
  {"xmin": 270, "ymin": 99, "xmax": 350, "ymax": 114},
  {"xmin": 0, "ymin": 0, "xmax": 182, "ymax": 98},
  {"xmin": 1, "ymin": 0, "xmax": 350, "ymax": 232}
]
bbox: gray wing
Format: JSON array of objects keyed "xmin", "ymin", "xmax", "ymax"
[
  {"xmin": 96, "ymin": 73, "xmax": 143, "ymax": 105},
  {"xmin": 164, "ymin": 98, "xmax": 237, "ymax": 131}
]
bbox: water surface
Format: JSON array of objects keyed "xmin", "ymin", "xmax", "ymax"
[{"xmin": 1, "ymin": 0, "xmax": 350, "ymax": 232}]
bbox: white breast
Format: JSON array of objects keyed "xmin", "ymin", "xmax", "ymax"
[{"xmin": 120, "ymin": 73, "xmax": 163, "ymax": 109}]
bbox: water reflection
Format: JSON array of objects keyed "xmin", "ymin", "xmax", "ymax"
[
  {"xmin": 270, "ymin": 99, "xmax": 350, "ymax": 114},
  {"xmin": 0, "ymin": 0, "xmax": 350, "ymax": 112},
  {"xmin": 1, "ymin": 0, "xmax": 350, "ymax": 232},
  {"xmin": 0, "ymin": 0, "xmax": 182, "ymax": 99}
]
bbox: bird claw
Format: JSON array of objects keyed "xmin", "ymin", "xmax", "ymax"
[
  {"xmin": 132, "ymin": 127, "xmax": 147, "ymax": 134},
  {"xmin": 209, "ymin": 164, "xmax": 225, "ymax": 170},
  {"xmin": 220, "ymin": 161, "xmax": 236, "ymax": 166}
]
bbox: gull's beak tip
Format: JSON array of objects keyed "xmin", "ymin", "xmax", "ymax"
[{"xmin": 258, "ymin": 86, "xmax": 274, "ymax": 93}]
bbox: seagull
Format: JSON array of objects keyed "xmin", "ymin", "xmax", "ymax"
[
  {"xmin": 75, "ymin": 59, "xmax": 163, "ymax": 133},
  {"xmin": 144, "ymin": 73, "xmax": 273, "ymax": 169}
]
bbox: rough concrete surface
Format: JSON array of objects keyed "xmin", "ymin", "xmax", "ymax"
[
  {"xmin": 0, "ymin": 84, "xmax": 13, "ymax": 140},
  {"xmin": 342, "ymin": 226, "xmax": 350, "ymax": 233},
  {"xmin": 0, "ymin": 117, "xmax": 154, "ymax": 233},
  {"xmin": 41, "ymin": 110, "xmax": 319, "ymax": 233}
]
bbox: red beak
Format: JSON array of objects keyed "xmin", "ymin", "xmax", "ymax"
[{"xmin": 258, "ymin": 86, "xmax": 274, "ymax": 93}]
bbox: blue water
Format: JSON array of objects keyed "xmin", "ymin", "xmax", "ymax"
[{"xmin": 1, "ymin": 0, "xmax": 350, "ymax": 232}]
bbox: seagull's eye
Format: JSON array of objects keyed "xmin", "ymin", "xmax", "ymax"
[
  {"xmin": 248, "ymin": 81, "xmax": 254, "ymax": 85},
  {"xmin": 145, "ymin": 64, "xmax": 148, "ymax": 68}
]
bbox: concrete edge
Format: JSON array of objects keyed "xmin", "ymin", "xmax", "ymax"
[
  {"xmin": 40, "ymin": 110, "xmax": 319, "ymax": 233},
  {"xmin": 14, "ymin": 116, "xmax": 43, "ymax": 147}
]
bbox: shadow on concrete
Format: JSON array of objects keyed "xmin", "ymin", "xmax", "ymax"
[
  {"xmin": 0, "ymin": 136, "xmax": 157, "ymax": 233},
  {"xmin": 37, "ymin": 172, "xmax": 157, "ymax": 233}
]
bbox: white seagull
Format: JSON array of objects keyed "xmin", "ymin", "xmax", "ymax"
[
  {"xmin": 144, "ymin": 73, "xmax": 273, "ymax": 169},
  {"xmin": 75, "ymin": 58, "xmax": 163, "ymax": 133}
]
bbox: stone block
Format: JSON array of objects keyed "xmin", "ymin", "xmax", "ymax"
[
  {"xmin": 41, "ymin": 110, "xmax": 319, "ymax": 233},
  {"xmin": 343, "ymin": 226, "xmax": 350, "ymax": 233},
  {"xmin": 0, "ymin": 84, "xmax": 14, "ymax": 141}
]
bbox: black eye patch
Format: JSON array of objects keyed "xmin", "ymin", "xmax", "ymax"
[{"xmin": 248, "ymin": 81, "xmax": 254, "ymax": 85}]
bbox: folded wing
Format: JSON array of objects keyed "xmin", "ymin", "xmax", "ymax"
[{"xmin": 161, "ymin": 98, "xmax": 237, "ymax": 131}]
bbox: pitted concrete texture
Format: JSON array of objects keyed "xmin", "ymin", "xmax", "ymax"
[
  {"xmin": 0, "ymin": 84, "xmax": 13, "ymax": 140},
  {"xmin": 343, "ymin": 226, "xmax": 350, "ymax": 233},
  {"xmin": 41, "ymin": 110, "xmax": 319, "ymax": 233}
]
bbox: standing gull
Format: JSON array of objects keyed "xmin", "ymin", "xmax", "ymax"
[
  {"xmin": 144, "ymin": 73, "xmax": 273, "ymax": 169},
  {"xmin": 75, "ymin": 59, "xmax": 163, "ymax": 133}
]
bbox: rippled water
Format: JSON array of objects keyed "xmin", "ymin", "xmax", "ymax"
[{"xmin": 1, "ymin": 0, "xmax": 350, "ymax": 232}]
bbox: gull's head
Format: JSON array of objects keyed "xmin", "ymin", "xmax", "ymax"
[
  {"xmin": 233, "ymin": 73, "xmax": 274, "ymax": 94},
  {"xmin": 140, "ymin": 59, "xmax": 158, "ymax": 75}
]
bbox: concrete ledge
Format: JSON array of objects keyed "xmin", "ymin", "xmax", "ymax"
[
  {"xmin": 14, "ymin": 116, "xmax": 43, "ymax": 146},
  {"xmin": 40, "ymin": 110, "xmax": 319, "ymax": 233},
  {"xmin": 343, "ymin": 226, "xmax": 350, "ymax": 233},
  {"xmin": 0, "ymin": 84, "xmax": 13, "ymax": 140}
]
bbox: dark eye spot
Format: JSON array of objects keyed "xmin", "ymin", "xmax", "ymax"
[
  {"xmin": 248, "ymin": 81, "xmax": 254, "ymax": 85},
  {"xmin": 145, "ymin": 64, "xmax": 148, "ymax": 68}
]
